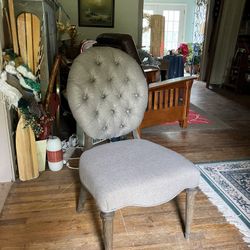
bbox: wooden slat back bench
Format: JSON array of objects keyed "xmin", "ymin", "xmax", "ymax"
[{"xmin": 139, "ymin": 76, "xmax": 197, "ymax": 133}]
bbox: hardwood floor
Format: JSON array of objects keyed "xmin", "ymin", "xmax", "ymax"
[
  {"xmin": 143, "ymin": 81, "xmax": 250, "ymax": 162},
  {"xmin": 0, "ymin": 183, "xmax": 12, "ymax": 214},
  {"xmin": 0, "ymin": 81, "xmax": 250, "ymax": 249}
]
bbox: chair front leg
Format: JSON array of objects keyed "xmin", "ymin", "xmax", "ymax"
[
  {"xmin": 77, "ymin": 184, "xmax": 87, "ymax": 213},
  {"xmin": 185, "ymin": 188, "xmax": 198, "ymax": 239},
  {"xmin": 100, "ymin": 211, "xmax": 115, "ymax": 250},
  {"xmin": 179, "ymin": 119, "xmax": 188, "ymax": 128}
]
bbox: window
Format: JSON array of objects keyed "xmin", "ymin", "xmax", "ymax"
[
  {"xmin": 142, "ymin": 10, "xmax": 153, "ymax": 51},
  {"xmin": 142, "ymin": 4, "xmax": 186, "ymax": 53},
  {"xmin": 164, "ymin": 10, "xmax": 180, "ymax": 51}
]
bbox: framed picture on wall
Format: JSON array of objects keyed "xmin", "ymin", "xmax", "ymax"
[{"xmin": 78, "ymin": 0, "xmax": 115, "ymax": 27}]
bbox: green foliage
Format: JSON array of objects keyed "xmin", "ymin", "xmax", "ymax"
[
  {"xmin": 18, "ymin": 98, "xmax": 43, "ymax": 137},
  {"xmin": 186, "ymin": 43, "xmax": 202, "ymax": 65},
  {"xmin": 18, "ymin": 98, "xmax": 54, "ymax": 139},
  {"xmin": 23, "ymin": 77, "xmax": 41, "ymax": 92},
  {"xmin": 138, "ymin": 49, "xmax": 160, "ymax": 67}
]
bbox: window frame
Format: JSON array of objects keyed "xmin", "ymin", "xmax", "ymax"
[{"xmin": 143, "ymin": 3, "xmax": 187, "ymax": 51}]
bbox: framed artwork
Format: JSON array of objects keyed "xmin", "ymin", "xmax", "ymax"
[{"xmin": 78, "ymin": 0, "xmax": 115, "ymax": 27}]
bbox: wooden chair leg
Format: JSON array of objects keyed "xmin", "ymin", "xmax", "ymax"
[
  {"xmin": 185, "ymin": 188, "xmax": 197, "ymax": 239},
  {"xmin": 179, "ymin": 119, "xmax": 188, "ymax": 128},
  {"xmin": 179, "ymin": 120, "xmax": 184, "ymax": 128},
  {"xmin": 100, "ymin": 211, "xmax": 115, "ymax": 250},
  {"xmin": 77, "ymin": 184, "xmax": 87, "ymax": 213}
]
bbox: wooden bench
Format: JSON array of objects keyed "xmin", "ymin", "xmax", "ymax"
[{"xmin": 139, "ymin": 76, "xmax": 197, "ymax": 133}]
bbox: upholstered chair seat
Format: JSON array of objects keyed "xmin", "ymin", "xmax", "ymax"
[
  {"xmin": 67, "ymin": 46, "xmax": 200, "ymax": 250},
  {"xmin": 80, "ymin": 139, "xmax": 199, "ymax": 213}
]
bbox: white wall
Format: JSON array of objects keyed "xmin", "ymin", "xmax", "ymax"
[
  {"xmin": 0, "ymin": 0, "xmax": 15, "ymax": 182},
  {"xmin": 0, "ymin": 94, "xmax": 15, "ymax": 182},
  {"xmin": 59, "ymin": 0, "xmax": 141, "ymax": 45}
]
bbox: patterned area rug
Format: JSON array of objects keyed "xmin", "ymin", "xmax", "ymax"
[
  {"xmin": 142, "ymin": 104, "xmax": 230, "ymax": 133},
  {"xmin": 162, "ymin": 109, "xmax": 211, "ymax": 125},
  {"xmin": 196, "ymin": 160, "xmax": 250, "ymax": 245}
]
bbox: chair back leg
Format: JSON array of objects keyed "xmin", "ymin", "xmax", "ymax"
[
  {"xmin": 185, "ymin": 188, "xmax": 198, "ymax": 239},
  {"xmin": 101, "ymin": 211, "xmax": 115, "ymax": 250},
  {"xmin": 77, "ymin": 185, "xmax": 87, "ymax": 213}
]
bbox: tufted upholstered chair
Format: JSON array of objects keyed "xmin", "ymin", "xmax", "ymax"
[{"xmin": 67, "ymin": 46, "xmax": 200, "ymax": 250}]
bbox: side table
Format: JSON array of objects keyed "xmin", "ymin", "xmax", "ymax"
[{"xmin": 143, "ymin": 68, "xmax": 160, "ymax": 84}]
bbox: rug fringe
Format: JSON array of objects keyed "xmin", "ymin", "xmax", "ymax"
[{"xmin": 199, "ymin": 178, "xmax": 250, "ymax": 246}]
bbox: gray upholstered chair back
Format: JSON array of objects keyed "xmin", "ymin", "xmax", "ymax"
[{"xmin": 67, "ymin": 47, "xmax": 148, "ymax": 140}]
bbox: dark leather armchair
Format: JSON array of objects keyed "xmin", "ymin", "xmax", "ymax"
[
  {"xmin": 96, "ymin": 33, "xmax": 142, "ymax": 65},
  {"xmin": 96, "ymin": 33, "xmax": 160, "ymax": 83}
]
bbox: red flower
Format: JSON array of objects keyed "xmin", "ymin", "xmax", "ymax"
[
  {"xmin": 37, "ymin": 114, "xmax": 55, "ymax": 140},
  {"xmin": 178, "ymin": 43, "xmax": 189, "ymax": 63}
]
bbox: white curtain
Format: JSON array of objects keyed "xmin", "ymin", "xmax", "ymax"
[{"xmin": 193, "ymin": 0, "xmax": 208, "ymax": 44}]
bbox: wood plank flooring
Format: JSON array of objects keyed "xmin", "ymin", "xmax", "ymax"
[
  {"xmin": 0, "ymin": 183, "xmax": 12, "ymax": 214},
  {"xmin": 1, "ymin": 81, "xmax": 250, "ymax": 249}
]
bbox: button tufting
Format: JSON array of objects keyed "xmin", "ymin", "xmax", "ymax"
[
  {"xmin": 68, "ymin": 47, "xmax": 149, "ymax": 140},
  {"xmin": 125, "ymin": 77, "xmax": 130, "ymax": 83},
  {"xmin": 107, "ymin": 77, "xmax": 113, "ymax": 82},
  {"xmin": 114, "ymin": 59, "xmax": 120, "ymax": 66},
  {"xmin": 90, "ymin": 77, "xmax": 96, "ymax": 83},
  {"xmin": 82, "ymin": 94, "xmax": 88, "ymax": 101},
  {"xmin": 126, "ymin": 109, "xmax": 131, "ymax": 114},
  {"xmin": 96, "ymin": 60, "xmax": 102, "ymax": 66}
]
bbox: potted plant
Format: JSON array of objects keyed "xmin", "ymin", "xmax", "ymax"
[
  {"xmin": 18, "ymin": 98, "xmax": 55, "ymax": 172},
  {"xmin": 185, "ymin": 43, "xmax": 201, "ymax": 74}
]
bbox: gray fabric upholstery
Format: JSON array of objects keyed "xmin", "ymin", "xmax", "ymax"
[
  {"xmin": 67, "ymin": 47, "xmax": 148, "ymax": 140},
  {"xmin": 67, "ymin": 46, "xmax": 200, "ymax": 216},
  {"xmin": 80, "ymin": 139, "xmax": 200, "ymax": 213}
]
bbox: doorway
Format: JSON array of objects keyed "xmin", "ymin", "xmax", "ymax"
[
  {"xmin": 140, "ymin": 0, "xmax": 208, "ymax": 78},
  {"xmin": 142, "ymin": 3, "xmax": 186, "ymax": 53}
]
